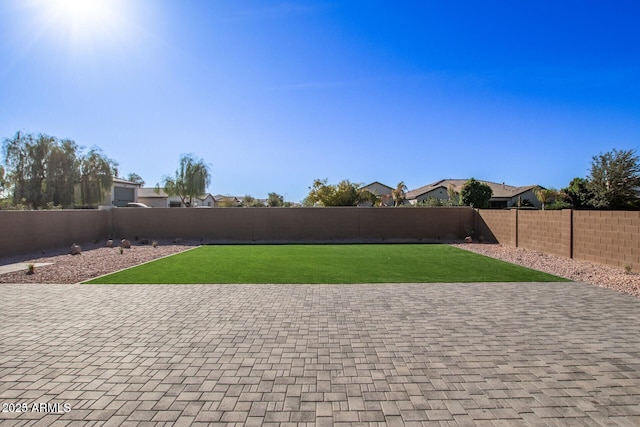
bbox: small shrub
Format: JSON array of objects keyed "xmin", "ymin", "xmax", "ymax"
[
  {"xmin": 119, "ymin": 247, "xmax": 124, "ymax": 254},
  {"xmin": 423, "ymin": 197, "xmax": 444, "ymax": 207},
  {"xmin": 152, "ymin": 240, "xmax": 158, "ymax": 248},
  {"xmin": 26, "ymin": 263, "xmax": 35, "ymax": 275},
  {"xmin": 625, "ymin": 265, "xmax": 632, "ymax": 275},
  {"xmin": 45, "ymin": 202, "xmax": 62, "ymax": 210}
]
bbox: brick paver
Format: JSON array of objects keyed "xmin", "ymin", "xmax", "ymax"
[{"xmin": 1, "ymin": 282, "xmax": 639, "ymax": 425}]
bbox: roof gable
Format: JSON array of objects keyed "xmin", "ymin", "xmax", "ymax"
[{"xmin": 361, "ymin": 181, "xmax": 393, "ymax": 191}]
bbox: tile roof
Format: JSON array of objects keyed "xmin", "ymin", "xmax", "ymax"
[{"xmin": 405, "ymin": 179, "xmax": 537, "ymax": 200}]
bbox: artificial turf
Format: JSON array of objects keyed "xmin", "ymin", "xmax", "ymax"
[{"xmin": 84, "ymin": 244, "xmax": 569, "ymax": 284}]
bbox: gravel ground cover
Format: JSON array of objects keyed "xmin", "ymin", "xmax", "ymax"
[
  {"xmin": 1, "ymin": 241, "xmax": 638, "ymax": 298},
  {"xmin": 0, "ymin": 239, "xmax": 200, "ymax": 284},
  {"xmin": 452, "ymin": 243, "xmax": 640, "ymax": 298}
]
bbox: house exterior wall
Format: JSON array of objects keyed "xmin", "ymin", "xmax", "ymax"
[
  {"xmin": 509, "ymin": 189, "xmax": 540, "ymax": 208},
  {"xmin": 137, "ymin": 197, "xmax": 168, "ymax": 208},
  {"xmin": 359, "ymin": 183, "xmax": 393, "ymax": 206},
  {"xmin": 102, "ymin": 182, "xmax": 140, "ymax": 207},
  {"xmin": 412, "ymin": 187, "xmax": 449, "ymax": 204},
  {"xmin": 361, "ymin": 183, "xmax": 392, "ymax": 196},
  {"xmin": 199, "ymin": 195, "xmax": 215, "ymax": 207}
]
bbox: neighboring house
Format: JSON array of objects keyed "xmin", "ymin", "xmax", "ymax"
[
  {"xmin": 359, "ymin": 181, "xmax": 394, "ymax": 206},
  {"xmin": 138, "ymin": 187, "xmax": 178, "ymax": 207},
  {"xmin": 405, "ymin": 179, "xmax": 540, "ymax": 209},
  {"xmin": 101, "ymin": 178, "xmax": 142, "ymax": 208},
  {"xmin": 213, "ymin": 195, "xmax": 242, "ymax": 207},
  {"xmin": 195, "ymin": 194, "xmax": 215, "ymax": 207},
  {"xmin": 236, "ymin": 196, "xmax": 267, "ymax": 207},
  {"xmin": 138, "ymin": 188, "xmax": 215, "ymax": 207}
]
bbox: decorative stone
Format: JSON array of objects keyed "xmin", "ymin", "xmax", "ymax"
[
  {"xmin": 464, "ymin": 236, "xmax": 473, "ymax": 243},
  {"xmin": 70, "ymin": 244, "xmax": 82, "ymax": 255},
  {"xmin": 106, "ymin": 239, "xmax": 113, "ymax": 248},
  {"xmin": 120, "ymin": 239, "xmax": 131, "ymax": 249}
]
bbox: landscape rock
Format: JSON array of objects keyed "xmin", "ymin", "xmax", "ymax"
[
  {"xmin": 70, "ymin": 244, "xmax": 82, "ymax": 255},
  {"xmin": 120, "ymin": 239, "xmax": 131, "ymax": 249},
  {"xmin": 464, "ymin": 236, "xmax": 473, "ymax": 243},
  {"xmin": 106, "ymin": 239, "xmax": 113, "ymax": 248}
]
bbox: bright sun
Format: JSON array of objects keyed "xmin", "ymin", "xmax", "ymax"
[
  {"xmin": 37, "ymin": 0, "xmax": 128, "ymax": 50},
  {"xmin": 52, "ymin": 0, "xmax": 111, "ymax": 22}
]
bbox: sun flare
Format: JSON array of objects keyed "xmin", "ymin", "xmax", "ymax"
[{"xmin": 37, "ymin": 0, "xmax": 129, "ymax": 50}]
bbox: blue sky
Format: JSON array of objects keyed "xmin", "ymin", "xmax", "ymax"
[{"xmin": 1, "ymin": 0, "xmax": 639, "ymax": 203}]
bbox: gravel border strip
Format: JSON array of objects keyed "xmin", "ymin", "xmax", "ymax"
[
  {"xmin": 0, "ymin": 239, "xmax": 201, "ymax": 284},
  {"xmin": 452, "ymin": 243, "xmax": 639, "ymax": 298}
]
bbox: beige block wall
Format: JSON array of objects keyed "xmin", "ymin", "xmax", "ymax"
[
  {"xmin": 0, "ymin": 210, "xmax": 108, "ymax": 257},
  {"xmin": 573, "ymin": 210, "xmax": 640, "ymax": 270},
  {"xmin": 476, "ymin": 208, "xmax": 640, "ymax": 270},
  {"xmin": 475, "ymin": 209, "xmax": 515, "ymax": 245},
  {"xmin": 517, "ymin": 210, "xmax": 572, "ymax": 258}
]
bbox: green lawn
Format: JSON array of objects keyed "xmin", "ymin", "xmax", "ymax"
[{"xmin": 84, "ymin": 244, "xmax": 569, "ymax": 284}]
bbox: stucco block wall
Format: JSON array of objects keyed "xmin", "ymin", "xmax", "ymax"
[
  {"xmin": 3, "ymin": 208, "xmax": 638, "ymax": 271},
  {"xmin": 516, "ymin": 210, "xmax": 572, "ymax": 258},
  {"xmin": 573, "ymin": 210, "xmax": 640, "ymax": 269},
  {"xmin": 110, "ymin": 207, "xmax": 474, "ymax": 242},
  {"xmin": 0, "ymin": 210, "xmax": 108, "ymax": 257}
]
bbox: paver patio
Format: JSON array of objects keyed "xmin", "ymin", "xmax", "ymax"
[{"xmin": 1, "ymin": 282, "xmax": 639, "ymax": 426}]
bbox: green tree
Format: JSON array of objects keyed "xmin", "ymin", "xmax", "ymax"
[
  {"xmin": 447, "ymin": 183, "xmax": 460, "ymax": 206},
  {"xmin": 392, "ymin": 181, "xmax": 408, "ymax": 206},
  {"xmin": 2, "ymin": 132, "xmax": 56, "ymax": 209},
  {"xmin": 267, "ymin": 192, "xmax": 284, "ymax": 207},
  {"xmin": 359, "ymin": 189, "xmax": 385, "ymax": 207},
  {"xmin": 242, "ymin": 194, "xmax": 265, "ymax": 207},
  {"xmin": 45, "ymin": 139, "xmax": 79, "ymax": 208},
  {"xmin": 78, "ymin": 148, "xmax": 118, "ymax": 207},
  {"xmin": 459, "ymin": 178, "xmax": 493, "ymax": 208},
  {"xmin": 25, "ymin": 134, "xmax": 54, "ymax": 208},
  {"xmin": 561, "ymin": 177, "xmax": 594, "ymax": 209},
  {"xmin": 160, "ymin": 154, "xmax": 211, "ymax": 207},
  {"xmin": 0, "ymin": 164, "xmax": 5, "ymax": 193},
  {"xmin": 3, "ymin": 132, "xmax": 27, "ymax": 205},
  {"xmin": 125, "ymin": 173, "xmax": 145, "ymax": 186},
  {"xmin": 306, "ymin": 179, "xmax": 365, "ymax": 206},
  {"xmin": 422, "ymin": 197, "xmax": 444, "ymax": 207},
  {"xmin": 301, "ymin": 196, "xmax": 315, "ymax": 207},
  {"xmin": 3, "ymin": 131, "xmax": 120, "ymax": 209},
  {"xmin": 535, "ymin": 187, "xmax": 559, "ymax": 210},
  {"xmin": 588, "ymin": 148, "xmax": 640, "ymax": 210}
]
